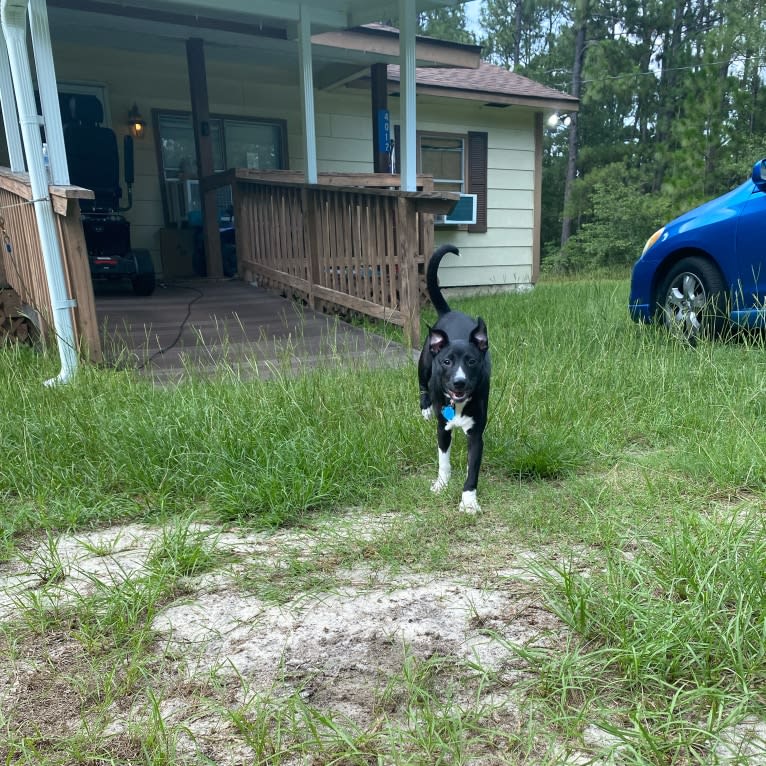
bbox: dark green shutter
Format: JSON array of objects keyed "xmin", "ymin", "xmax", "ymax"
[{"xmin": 467, "ymin": 131, "xmax": 488, "ymax": 233}]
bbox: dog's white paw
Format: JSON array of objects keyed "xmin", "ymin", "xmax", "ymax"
[
  {"xmin": 421, "ymin": 407, "xmax": 433, "ymax": 420},
  {"xmin": 459, "ymin": 490, "xmax": 481, "ymax": 514},
  {"xmin": 431, "ymin": 476, "xmax": 449, "ymax": 493}
]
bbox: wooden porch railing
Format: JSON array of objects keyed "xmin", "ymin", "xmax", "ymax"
[
  {"xmin": 203, "ymin": 170, "xmax": 457, "ymax": 347},
  {"xmin": 0, "ymin": 167, "xmax": 100, "ymax": 360}
]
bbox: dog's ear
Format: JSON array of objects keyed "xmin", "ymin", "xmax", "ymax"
[
  {"xmin": 429, "ymin": 328, "xmax": 449, "ymax": 355},
  {"xmin": 471, "ymin": 318, "xmax": 489, "ymax": 352}
]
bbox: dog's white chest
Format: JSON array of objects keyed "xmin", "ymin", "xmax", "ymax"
[
  {"xmin": 446, "ymin": 413, "xmax": 474, "ymax": 434},
  {"xmin": 445, "ymin": 400, "xmax": 474, "ymax": 434}
]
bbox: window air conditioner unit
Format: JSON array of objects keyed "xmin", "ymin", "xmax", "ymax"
[{"xmin": 435, "ymin": 193, "xmax": 477, "ymax": 225}]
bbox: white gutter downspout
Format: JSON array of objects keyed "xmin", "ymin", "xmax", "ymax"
[
  {"xmin": 1, "ymin": 0, "xmax": 78, "ymax": 385},
  {"xmin": 399, "ymin": 0, "xmax": 417, "ymax": 192},
  {"xmin": 0, "ymin": 33, "xmax": 24, "ymax": 171},
  {"xmin": 298, "ymin": 4, "xmax": 318, "ymax": 184}
]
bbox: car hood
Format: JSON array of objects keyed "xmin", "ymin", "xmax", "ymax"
[{"xmin": 667, "ymin": 180, "xmax": 754, "ymax": 232}]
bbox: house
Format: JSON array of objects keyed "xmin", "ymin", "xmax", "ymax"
[
  {"xmin": 43, "ymin": 24, "xmax": 576, "ymax": 291},
  {"xmin": 385, "ymin": 59, "xmax": 578, "ymax": 291},
  {"xmin": 0, "ymin": 0, "xmax": 577, "ymax": 378}
]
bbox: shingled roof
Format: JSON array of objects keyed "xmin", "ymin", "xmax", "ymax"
[{"xmin": 387, "ymin": 61, "xmax": 578, "ymax": 111}]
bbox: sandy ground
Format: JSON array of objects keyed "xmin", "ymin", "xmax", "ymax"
[{"xmin": 1, "ymin": 516, "xmax": 765, "ymax": 764}]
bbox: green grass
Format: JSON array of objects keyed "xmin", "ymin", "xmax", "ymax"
[
  {"xmin": 3, "ymin": 277, "xmax": 766, "ymax": 763},
  {"xmin": 6, "ymin": 278, "xmax": 766, "ymax": 538}
]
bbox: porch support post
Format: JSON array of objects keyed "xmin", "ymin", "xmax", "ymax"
[
  {"xmin": 1, "ymin": 0, "xmax": 78, "ymax": 385},
  {"xmin": 397, "ymin": 196, "xmax": 420, "ymax": 347},
  {"xmin": 186, "ymin": 37, "xmax": 222, "ymax": 278},
  {"xmin": 371, "ymin": 63, "xmax": 389, "ymax": 173},
  {"xmin": 28, "ymin": 0, "xmax": 68, "ymax": 184},
  {"xmin": 0, "ymin": 32, "xmax": 23, "ymax": 170},
  {"xmin": 298, "ymin": 4, "xmax": 318, "ymax": 184},
  {"xmin": 302, "ymin": 187, "xmax": 320, "ymax": 308},
  {"xmin": 398, "ymin": 0, "xmax": 417, "ymax": 192}
]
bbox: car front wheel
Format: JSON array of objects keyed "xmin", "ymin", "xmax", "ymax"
[{"xmin": 655, "ymin": 256, "xmax": 727, "ymax": 341}]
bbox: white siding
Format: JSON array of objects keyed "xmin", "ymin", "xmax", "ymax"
[
  {"xmin": 404, "ymin": 104, "xmax": 537, "ymax": 289},
  {"xmin": 440, "ymin": 263, "xmax": 534, "ymax": 287}
]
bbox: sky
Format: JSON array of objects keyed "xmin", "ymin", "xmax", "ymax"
[{"xmin": 464, "ymin": 0, "xmax": 482, "ymax": 32}]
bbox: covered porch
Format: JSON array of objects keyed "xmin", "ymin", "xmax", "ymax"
[
  {"xmin": 0, "ymin": 166, "xmax": 454, "ymax": 365},
  {"xmin": 0, "ymin": 0, "xmax": 474, "ymax": 382}
]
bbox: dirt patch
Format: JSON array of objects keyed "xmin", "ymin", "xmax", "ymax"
[
  {"xmin": 5, "ymin": 514, "xmax": 762, "ymax": 764},
  {"xmin": 155, "ymin": 573, "xmax": 556, "ymax": 715}
]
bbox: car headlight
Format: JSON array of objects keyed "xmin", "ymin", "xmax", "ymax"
[{"xmin": 642, "ymin": 227, "xmax": 665, "ymax": 256}]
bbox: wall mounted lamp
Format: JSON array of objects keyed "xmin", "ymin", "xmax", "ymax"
[
  {"xmin": 127, "ymin": 103, "xmax": 147, "ymax": 139},
  {"xmin": 547, "ymin": 112, "xmax": 572, "ymax": 128}
]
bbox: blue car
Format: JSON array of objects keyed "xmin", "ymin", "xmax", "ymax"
[{"xmin": 629, "ymin": 159, "xmax": 766, "ymax": 339}]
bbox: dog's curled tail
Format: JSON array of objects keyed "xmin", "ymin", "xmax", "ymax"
[{"xmin": 426, "ymin": 243, "xmax": 459, "ymax": 317}]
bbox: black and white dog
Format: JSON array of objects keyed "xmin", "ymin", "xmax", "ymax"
[{"xmin": 418, "ymin": 244, "xmax": 490, "ymax": 513}]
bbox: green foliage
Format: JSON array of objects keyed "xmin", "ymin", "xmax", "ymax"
[
  {"xmin": 525, "ymin": 504, "xmax": 766, "ymax": 761},
  {"xmin": 549, "ymin": 163, "xmax": 676, "ymax": 272},
  {"xmin": 476, "ymin": 0, "xmax": 766, "ymax": 268},
  {"xmin": 380, "ymin": 6, "xmax": 476, "ymax": 45},
  {"xmin": 416, "ymin": 6, "xmax": 477, "ymax": 45},
  {"xmin": 480, "ymin": 0, "xmax": 567, "ymax": 71},
  {"xmin": 552, "ymin": 508, "xmax": 766, "ymax": 690}
]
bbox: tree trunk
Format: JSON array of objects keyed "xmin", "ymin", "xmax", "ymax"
[
  {"xmin": 513, "ymin": 0, "xmax": 523, "ymax": 68},
  {"xmin": 560, "ymin": 4, "xmax": 587, "ymax": 249},
  {"xmin": 653, "ymin": 0, "xmax": 687, "ymax": 191}
]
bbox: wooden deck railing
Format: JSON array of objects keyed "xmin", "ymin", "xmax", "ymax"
[
  {"xmin": 204, "ymin": 170, "xmax": 457, "ymax": 347},
  {"xmin": 0, "ymin": 167, "xmax": 100, "ymax": 360}
]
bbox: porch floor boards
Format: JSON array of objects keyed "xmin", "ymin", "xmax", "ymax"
[{"xmin": 94, "ymin": 278, "xmax": 412, "ymax": 383}]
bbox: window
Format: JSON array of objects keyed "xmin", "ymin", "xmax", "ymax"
[
  {"xmin": 155, "ymin": 111, "xmax": 287, "ymax": 224},
  {"xmin": 394, "ymin": 126, "xmax": 487, "ymax": 233},
  {"xmin": 224, "ymin": 119, "xmax": 284, "ymax": 170},
  {"xmin": 419, "ymin": 135, "xmax": 465, "ymax": 194}
]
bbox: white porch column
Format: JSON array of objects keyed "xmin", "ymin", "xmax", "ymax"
[
  {"xmin": 399, "ymin": 0, "xmax": 417, "ymax": 191},
  {"xmin": 1, "ymin": 0, "xmax": 78, "ymax": 385},
  {"xmin": 28, "ymin": 0, "xmax": 68, "ymax": 184},
  {"xmin": 298, "ymin": 4, "xmax": 318, "ymax": 184},
  {"xmin": 0, "ymin": 33, "xmax": 23, "ymax": 170}
]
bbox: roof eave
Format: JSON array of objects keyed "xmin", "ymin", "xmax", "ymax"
[{"xmin": 386, "ymin": 84, "xmax": 579, "ymax": 112}]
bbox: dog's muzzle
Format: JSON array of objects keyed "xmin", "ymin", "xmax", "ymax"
[{"xmin": 447, "ymin": 389, "xmax": 469, "ymax": 403}]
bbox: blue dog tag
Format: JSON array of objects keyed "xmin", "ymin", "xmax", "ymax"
[{"xmin": 442, "ymin": 405, "xmax": 455, "ymax": 421}]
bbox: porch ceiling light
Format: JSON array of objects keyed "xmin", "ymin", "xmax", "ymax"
[{"xmin": 127, "ymin": 103, "xmax": 147, "ymax": 139}]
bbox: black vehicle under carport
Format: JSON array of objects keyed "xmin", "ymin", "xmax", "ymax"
[{"xmin": 61, "ymin": 94, "xmax": 155, "ymax": 296}]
